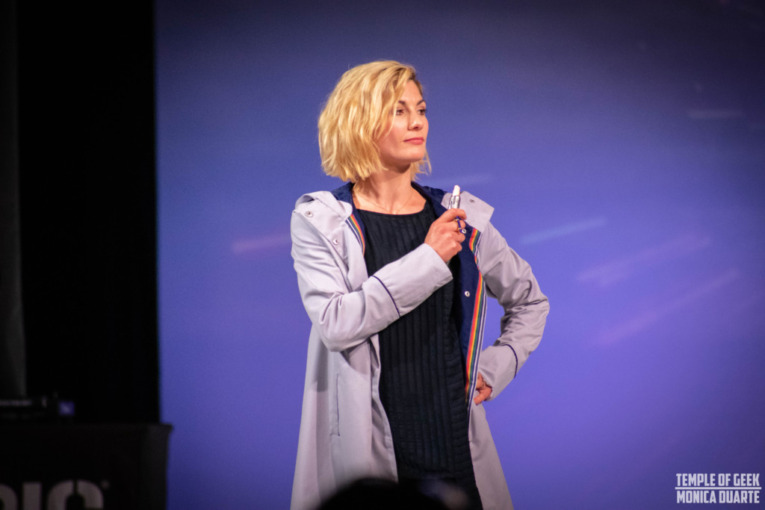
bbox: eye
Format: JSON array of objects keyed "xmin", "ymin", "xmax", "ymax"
[
  {"xmin": 394, "ymin": 108, "xmax": 404, "ymax": 116},
  {"xmin": 418, "ymin": 107, "xmax": 428, "ymax": 115}
]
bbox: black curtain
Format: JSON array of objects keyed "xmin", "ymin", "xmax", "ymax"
[
  {"xmin": 0, "ymin": 0, "xmax": 26, "ymax": 399},
  {"xmin": 13, "ymin": 0, "xmax": 159, "ymax": 422}
]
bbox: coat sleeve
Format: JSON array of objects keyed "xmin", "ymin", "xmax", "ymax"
[
  {"xmin": 291, "ymin": 209, "xmax": 454, "ymax": 352},
  {"xmin": 477, "ymin": 221, "xmax": 549, "ymax": 400}
]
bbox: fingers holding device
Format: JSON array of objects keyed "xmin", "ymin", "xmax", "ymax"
[
  {"xmin": 425, "ymin": 207, "xmax": 466, "ymax": 262},
  {"xmin": 424, "ymin": 185, "xmax": 467, "ymax": 262}
]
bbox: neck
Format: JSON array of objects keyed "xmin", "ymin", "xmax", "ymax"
[{"xmin": 353, "ymin": 170, "xmax": 422, "ymax": 214}]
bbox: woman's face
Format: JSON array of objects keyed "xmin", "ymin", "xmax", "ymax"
[{"xmin": 377, "ymin": 80, "xmax": 428, "ymax": 172}]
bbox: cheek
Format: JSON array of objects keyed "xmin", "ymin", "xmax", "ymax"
[
  {"xmin": 391, "ymin": 118, "xmax": 408, "ymax": 135},
  {"xmin": 378, "ymin": 131, "xmax": 395, "ymax": 150},
  {"xmin": 384, "ymin": 126, "xmax": 405, "ymax": 145}
]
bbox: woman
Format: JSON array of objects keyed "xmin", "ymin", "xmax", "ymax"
[{"xmin": 290, "ymin": 60, "xmax": 548, "ymax": 510}]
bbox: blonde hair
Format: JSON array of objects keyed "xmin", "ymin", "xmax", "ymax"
[{"xmin": 318, "ymin": 60, "xmax": 430, "ymax": 182}]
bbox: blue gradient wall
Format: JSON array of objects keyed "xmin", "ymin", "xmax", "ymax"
[{"xmin": 156, "ymin": 1, "xmax": 765, "ymax": 508}]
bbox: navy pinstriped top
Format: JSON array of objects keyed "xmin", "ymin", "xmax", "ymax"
[{"xmin": 357, "ymin": 202, "xmax": 482, "ymax": 509}]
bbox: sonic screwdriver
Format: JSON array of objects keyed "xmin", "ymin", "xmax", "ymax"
[{"xmin": 449, "ymin": 185, "xmax": 467, "ymax": 234}]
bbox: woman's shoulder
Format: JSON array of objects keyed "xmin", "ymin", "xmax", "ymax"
[
  {"xmin": 455, "ymin": 190, "xmax": 494, "ymax": 230},
  {"xmin": 419, "ymin": 184, "xmax": 495, "ymax": 231},
  {"xmin": 294, "ymin": 183, "xmax": 353, "ymax": 210},
  {"xmin": 292, "ymin": 188, "xmax": 353, "ymax": 236},
  {"xmin": 294, "ymin": 190, "xmax": 334, "ymax": 209}
]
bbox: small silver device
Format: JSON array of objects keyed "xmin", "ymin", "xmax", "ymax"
[{"xmin": 449, "ymin": 185, "xmax": 466, "ymax": 234}]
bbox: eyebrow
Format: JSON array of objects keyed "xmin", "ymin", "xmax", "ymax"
[{"xmin": 397, "ymin": 99, "xmax": 426, "ymax": 105}]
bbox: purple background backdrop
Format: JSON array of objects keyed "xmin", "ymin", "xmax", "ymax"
[{"xmin": 156, "ymin": 1, "xmax": 765, "ymax": 508}]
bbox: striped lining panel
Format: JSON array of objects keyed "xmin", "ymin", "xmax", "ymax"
[
  {"xmin": 464, "ymin": 229, "xmax": 487, "ymax": 402},
  {"xmin": 347, "ymin": 214, "xmax": 365, "ymax": 254}
]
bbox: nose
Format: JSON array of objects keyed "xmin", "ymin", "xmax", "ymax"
[{"xmin": 409, "ymin": 114, "xmax": 423, "ymax": 130}]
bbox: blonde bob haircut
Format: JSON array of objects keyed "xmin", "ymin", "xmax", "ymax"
[{"xmin": 318, "ymin": 60, "xmax": 430, "ymax": 182}]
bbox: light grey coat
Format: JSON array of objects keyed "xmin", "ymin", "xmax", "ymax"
[{"xmin": 290, "ymin": 186, "xmax": 548, "ymax": 510}]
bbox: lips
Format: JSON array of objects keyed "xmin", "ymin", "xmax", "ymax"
[{"xmin": 405, "ymin": 137, "xmax": 425, "ymax": 144}]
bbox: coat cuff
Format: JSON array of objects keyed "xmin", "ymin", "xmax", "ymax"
[
  {"xmin": 478, "ymin": 343, "xmax": 518, "ymax": 400},
  {"xmin": 372, "ymin": 243, "xmax": 453, "ymax": 317}
]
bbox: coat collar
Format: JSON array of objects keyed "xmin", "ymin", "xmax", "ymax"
[{"xmin": 330, "ymin": 181, "xmax": 492, "ymax": 230}]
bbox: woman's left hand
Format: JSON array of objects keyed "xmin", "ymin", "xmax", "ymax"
[{"xmin": 474, "ymin": 373, "xmax": 493, "ymax": 404}]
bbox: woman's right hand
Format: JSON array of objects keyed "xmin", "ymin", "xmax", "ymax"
[{"xmin": 425, "ymin": 208, "xmax": 467, "ymax": 262}]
